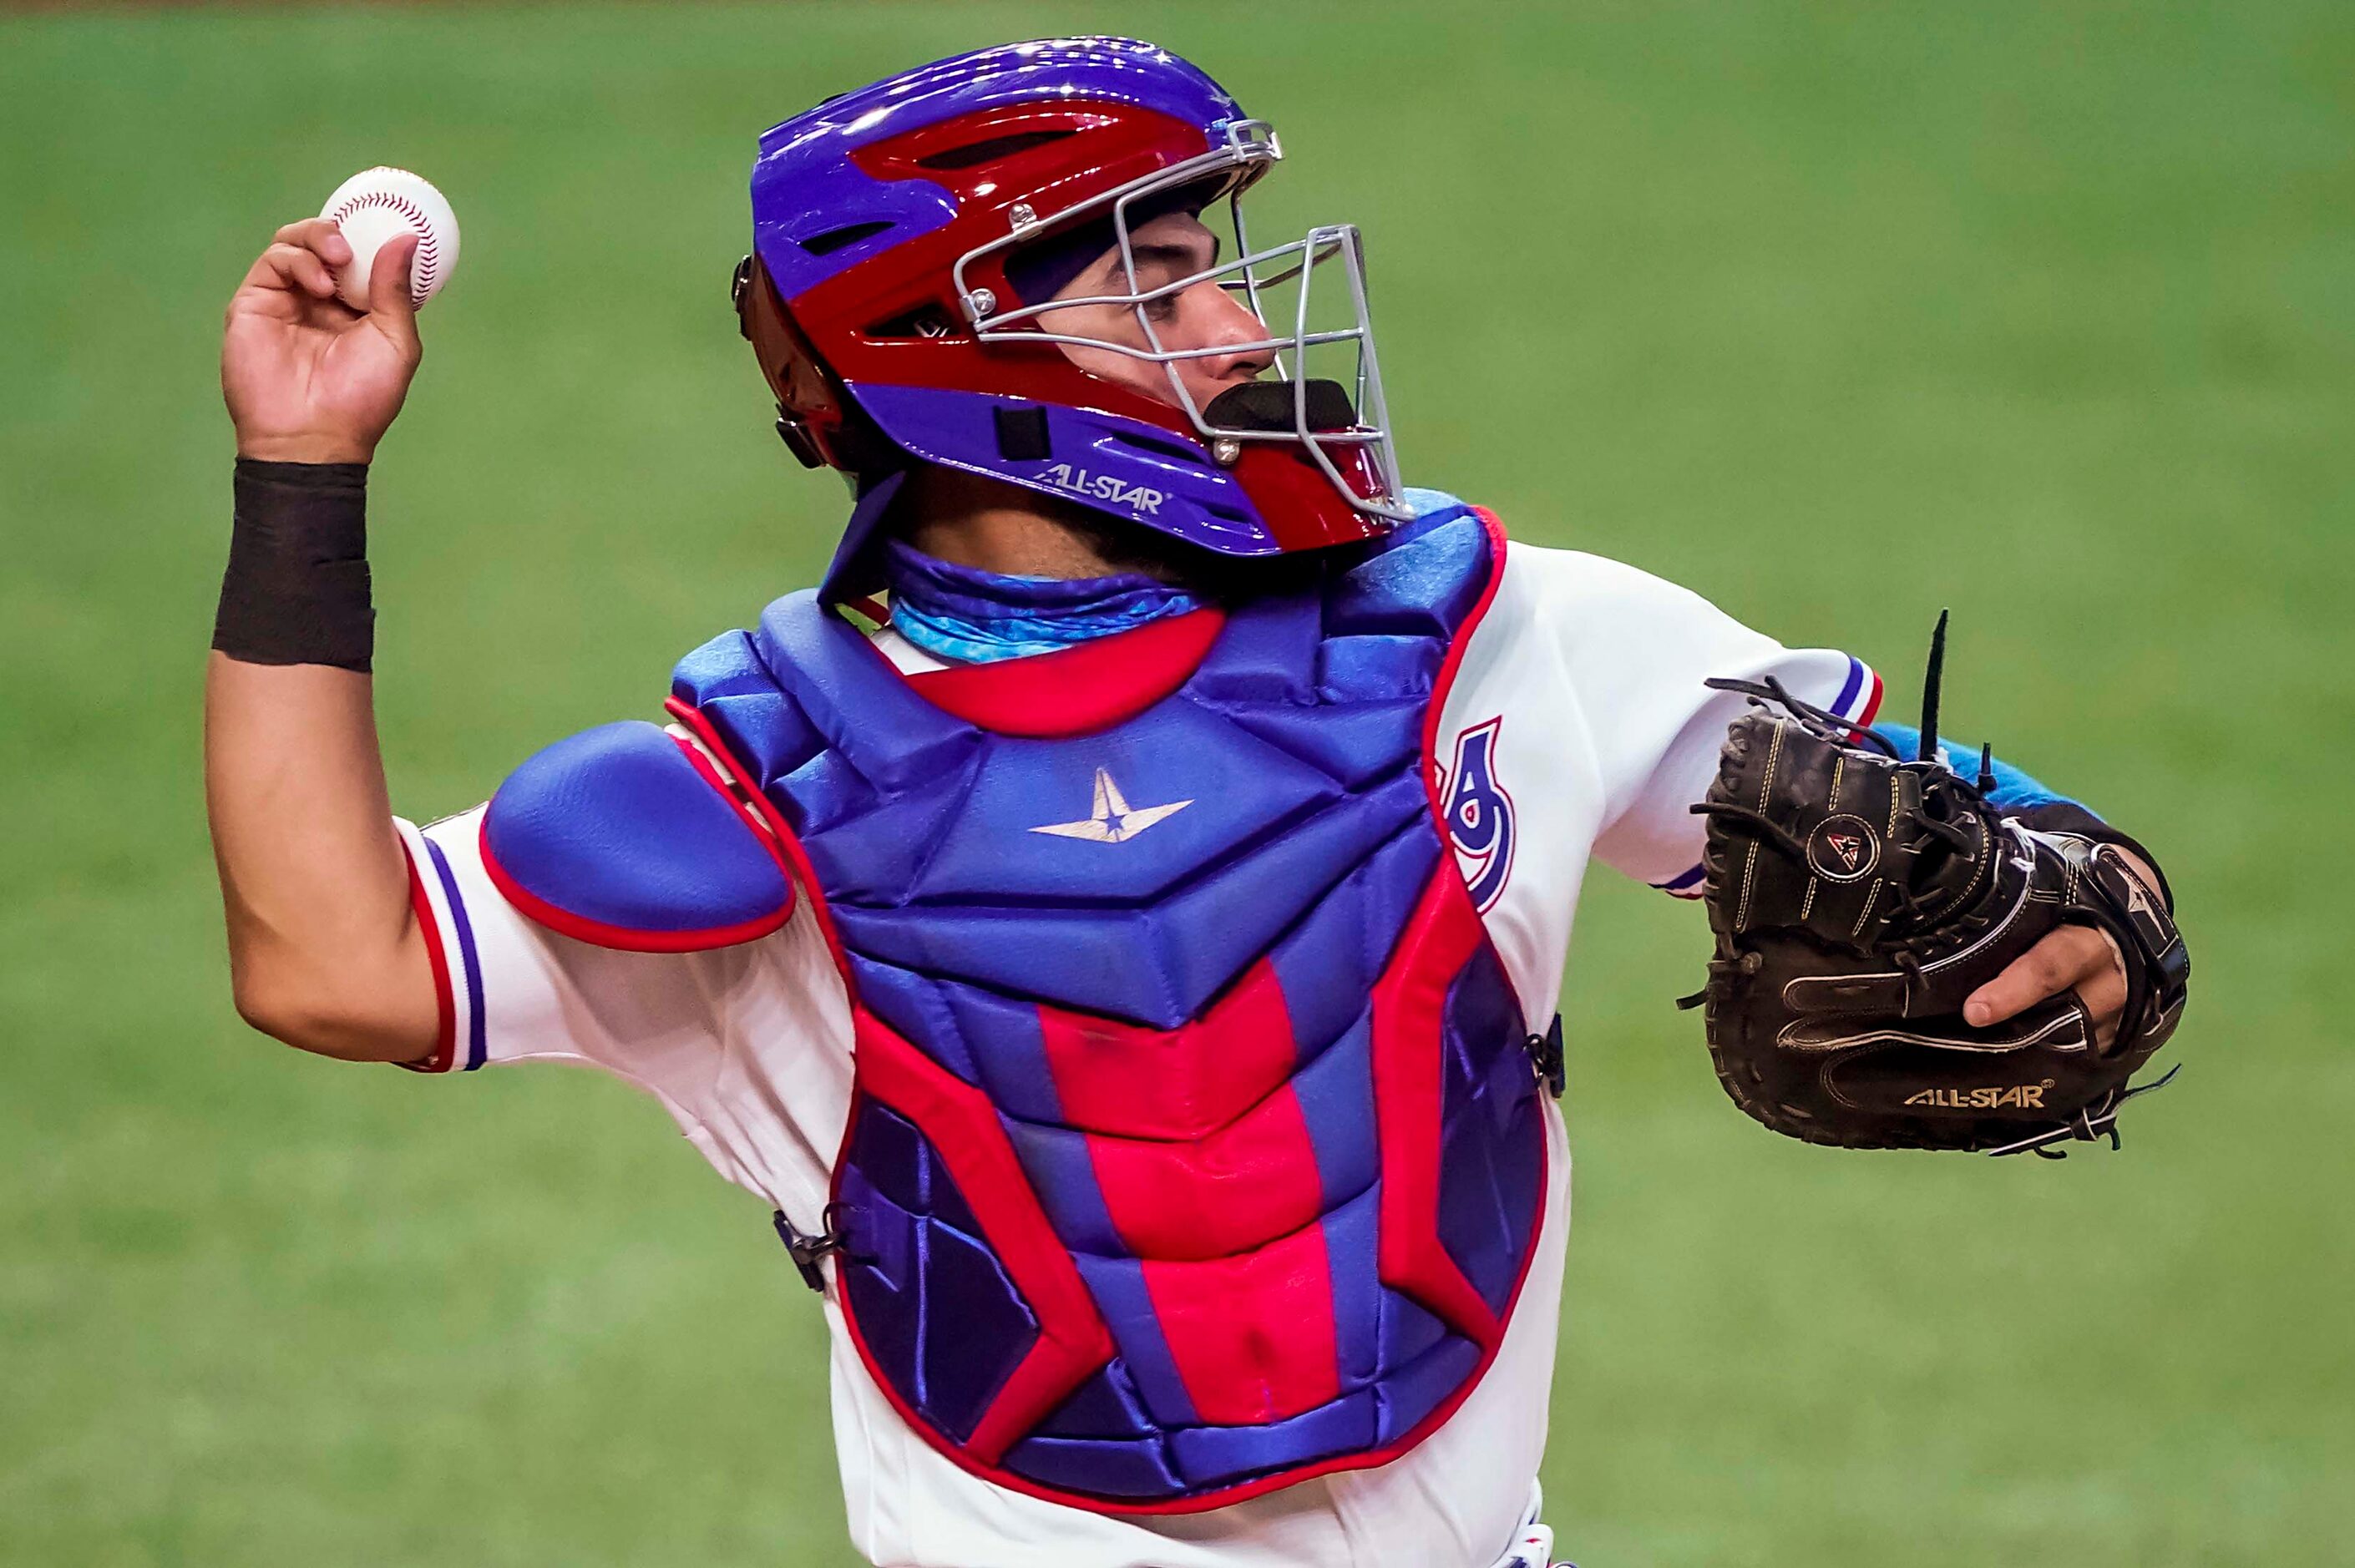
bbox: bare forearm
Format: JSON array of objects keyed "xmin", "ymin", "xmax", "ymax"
[
  {"xmin": 209, "ymin": 216, "xmax": 437, "ymax": 1061},
  {"xmin": 205, "ymin": 654, "xmax": 436, "ymax": 1060}
]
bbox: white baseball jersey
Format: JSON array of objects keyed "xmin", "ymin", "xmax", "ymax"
[{"xmin": 394, "ymin": 539, "xmax": 1878, "ymax": 1568}]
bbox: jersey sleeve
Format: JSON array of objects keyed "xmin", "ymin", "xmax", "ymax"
[
  {"xmin": 394, "ymin": 802, "xmax": 859, "ymax": 1231},
  {"xmin": 395, "ymin": 807, "xmax": 737, "ymax": 1075},
  {"xmin": 1532, "ymin": 549, "xmax": 1882, "ymax": 897}
]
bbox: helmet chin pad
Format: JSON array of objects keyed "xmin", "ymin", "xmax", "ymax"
[{"xmin": 1202, "ymin": 378, "xmax": 1358, "ymax": 432}]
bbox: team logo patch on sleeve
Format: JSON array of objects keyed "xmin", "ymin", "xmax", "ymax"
[{"xmin": 1439, "ymin": 717, "xmax": 1516, "ymax": 912}]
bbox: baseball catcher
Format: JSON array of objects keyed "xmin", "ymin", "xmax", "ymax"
[{"xmin": 205, "ymin": 37, "xmax": 2189, "ymax": 1568}]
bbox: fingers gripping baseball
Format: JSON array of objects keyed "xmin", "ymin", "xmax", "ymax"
[
  {"xmin": 253, "ymin": 235, "xmax": 343, "ymax": 302},
  {"xmin": 224, "ymin": 221, "xmax": 423, "ymax": 464},
  {"xmin": 364, "ymin": 232, "xmax": 423, "ymax": 352},
  {"xmin": 223, "ymin": 169, "xmax": 455, "ymax": 466}
]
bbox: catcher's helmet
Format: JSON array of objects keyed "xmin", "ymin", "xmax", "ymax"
[{"xmin": 735, "ymin": 38, "xmax": 1407, "ymax": 584}]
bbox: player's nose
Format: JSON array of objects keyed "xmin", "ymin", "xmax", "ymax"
[{"xmin": 1183, "ymin": 281, "xmax": 1276, "ymax": 382}]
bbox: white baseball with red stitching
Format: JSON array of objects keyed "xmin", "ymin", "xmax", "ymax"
[{"xmin": 319, "ymin": 166, "xmax": 460, "ymax": 311}]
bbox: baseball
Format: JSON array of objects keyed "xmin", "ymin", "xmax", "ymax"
[{"xmin": 318, "ymin": 166, "xmax": 460, "ymax": 311}]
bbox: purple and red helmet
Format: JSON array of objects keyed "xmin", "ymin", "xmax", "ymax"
[{"xmin": 734, "ymin": 38, "xmax": 1409, "ymax": 578}]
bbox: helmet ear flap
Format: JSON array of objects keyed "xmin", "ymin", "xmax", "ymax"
[{"xmin": 732, "ymin": 254, "xmax": 896, "ymax": 475}]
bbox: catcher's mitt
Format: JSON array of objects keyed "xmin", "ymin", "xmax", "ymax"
[{"xmin": 1680, "ymin": 615, "xmax": 2190, "ymax": 1156}]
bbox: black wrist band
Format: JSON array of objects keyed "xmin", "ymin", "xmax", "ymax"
[{"xmin": 213, "ymin": 458, "xmax": 375, "ymax": 672}]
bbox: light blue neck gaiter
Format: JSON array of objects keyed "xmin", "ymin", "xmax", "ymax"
[{"xmin": 881, "ymin": 535, "xmax": 1205, "ymax": 665}]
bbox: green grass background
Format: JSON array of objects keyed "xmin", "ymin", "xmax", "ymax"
[{"xmin": 3, "ymin": 2, "xmax": 2349, "ymax": 1562}]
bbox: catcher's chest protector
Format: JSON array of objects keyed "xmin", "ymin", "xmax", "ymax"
[{"xmin": 671, "ymin": 504, "xmax": 1546, "ymax": 1511}]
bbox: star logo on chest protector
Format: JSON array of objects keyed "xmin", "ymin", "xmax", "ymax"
[{"xmin": 1029, "ymin": 767, "xmax": 1193, "ymax": 844}]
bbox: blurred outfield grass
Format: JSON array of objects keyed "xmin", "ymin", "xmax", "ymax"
[{"xmin": 3, "ymin": 1, "xmax": 2351, "ymax": 1563}]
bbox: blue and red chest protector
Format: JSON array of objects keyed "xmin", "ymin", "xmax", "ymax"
[{"xmin": 494, "ymin": 497, "xmax": 1548, "ymax": 1513}]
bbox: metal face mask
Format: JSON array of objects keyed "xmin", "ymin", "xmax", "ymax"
[{"xmin": 953, "ymin": 119, "xmax": 1410, "ymax": 527}]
